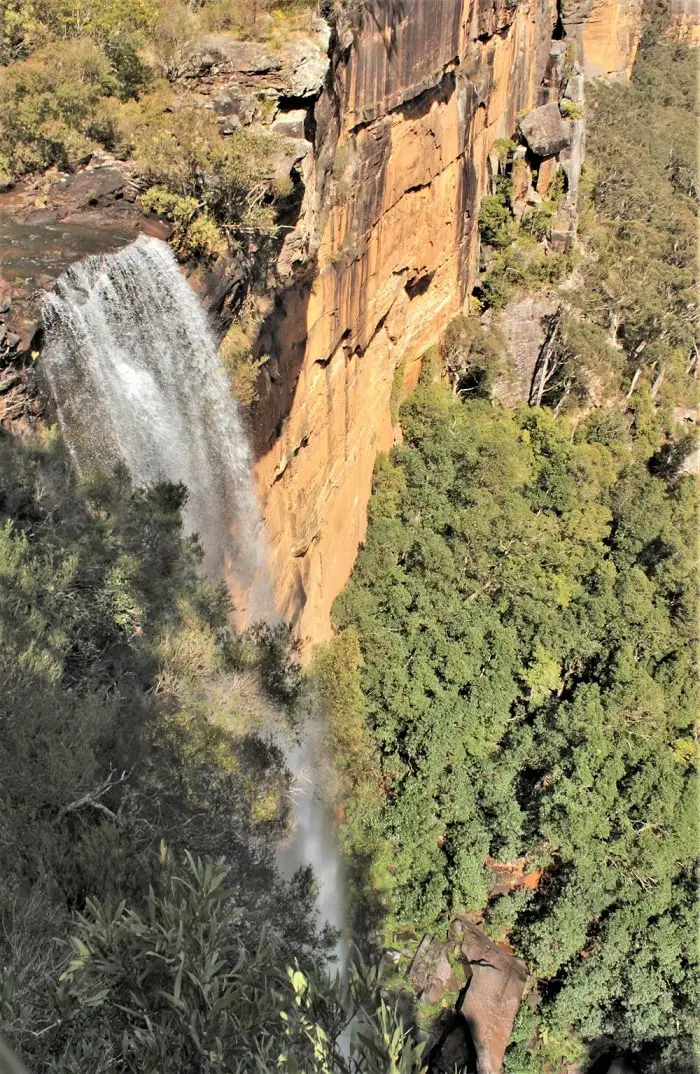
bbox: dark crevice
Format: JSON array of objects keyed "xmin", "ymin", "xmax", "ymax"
[
  {"xmin": 405, "ymin": 269, "xmax": 435, "ymax": 299},
  {"xmin": 475, "ymin": 25, "xmax": 510, "ymax": 44},
  {"xmin": 553, "ymin": 0, "xmax": 566, "ymax": 40}
]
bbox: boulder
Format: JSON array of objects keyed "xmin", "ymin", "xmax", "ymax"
[
  {"xmin": 212, "ymin": 89, "xmax": 257, "ymax": 125},
  {"xmin": 456, "ymin": 921, "xmax": 528, "ymax": 1074},
  {"xmin": 286, "ymin": 41, "xmax": 329, "ymax": 98},
  {"xmin": 409, "ymin": 935, "xmax": 462, "ymax": 1007},
  {"xmin": 49, "ymin": 166, "xmax": 125, "ymax": 210},
  {"xmin": 518, "ymin": 102, "xmax": 571, "ymax": 158},
  {"xmin": 271, "ymin": 109, "xmax": 308, "ymax": 140}
]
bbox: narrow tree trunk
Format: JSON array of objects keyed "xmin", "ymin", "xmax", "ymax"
[{"xmin": 625, "ymin": 366, "xmax": 643, "ymax": 400}]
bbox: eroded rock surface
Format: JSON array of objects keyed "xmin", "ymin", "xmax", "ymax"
[{"xmin": 253, "ymin": 0, "xmax": 644, "ymax": 643}]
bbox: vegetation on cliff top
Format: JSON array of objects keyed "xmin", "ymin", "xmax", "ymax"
[{"xmin": 0, "ymin": 0, "xmax": 315, "ymax": 257}]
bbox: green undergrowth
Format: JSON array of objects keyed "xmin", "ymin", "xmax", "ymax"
[{"xmin": 0, "ymin": 0, "xmax": 301, "ymax": 256}]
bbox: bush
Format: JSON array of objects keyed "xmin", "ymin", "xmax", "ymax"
[
  {"xmin": 481, "ymin": 238, "xmax": 571, "ymax": 309},
  {"xmin": 218, "ymin": 322, "xmax": 265, "ymax": 406},
  {"xmin": 441, "ymin": 314, "xmax": 505, "ymax": 396},
  {"xmin": 134, "ymin": 107, "xmax": 280, "ymax": 233},
  {"xmin": 478, "ymin": 192, "xmax": 515, "ymax": 248},
  {"xmin": 559, "ymin": 98, "xmax": 582, "ymax": 120},
  {"xmin": 139, "ymin": 186, "xmax": 225, "ymax": 260},
  {"xmin": 0, "ymin": 39, "xmax": 119, "ymax": 176}
]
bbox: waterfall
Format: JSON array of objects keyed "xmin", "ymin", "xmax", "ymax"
[
  {"xmin": 41, "ymin": 234, "xmax": 271, "ymax": 620},
  {"xmin": 278, "ymin": 725, "xmax": 346, "ymax": 961},
  {"xmin": 42, "ymin": 234, "xmax": 345, "ymax": 955}
]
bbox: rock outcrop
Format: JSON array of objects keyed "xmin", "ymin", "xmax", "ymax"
[
  {"xmin": 669, "ymin": 0, "xmax": 700, "ymax": 42},
  {"xmin": 561, "ymin": 0, "xmax": 644, "ymax": 79},
  {"xmin": 252, "ymin": 0, "xmax": 642, "ymax": 643},
  {"xmin": 0, "ymin": 0, "xmax": 646, "ymax": 641},
  {"xmin": 408, "ymin": 917, "xmax": 529, "ymax": 1074}
]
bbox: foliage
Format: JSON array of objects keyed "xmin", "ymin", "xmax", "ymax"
[
  {"xmin": 440, "ymin": 314, "xmax": 506, "ymax": 397},
  {"xmin": 139, "ymin": 185, "xmax": 225, "ymax": 259},
  {"xmin": 480, "ymin": 238, "xmax": 572, "ymax": 310},
  {"xmin": 133, "ymin": 106, "xmax": 280, "ymax": 233},
  {"xmin": 559, "ymin": 98, "xmax": 582, "ymax": 120},
  {"xmin": 330, "ymin": 386, "xmax": 698, "ymax": 1070},
  {"xmin": 0, "ymin": 429, "xmax": 331, "ymax": 1070},
  {"xmin": 218, "ymin": 321, "xmax": 265, "ymax": 406},
  {"xmin": 478, "ymin": 191, "xmax": 515, "ymax": 249},
  {"xmin": 531, "ymin": 311, "xmax": 626, "ymax": 413},
  {"xmin": 0, "ymin": 38, "xmax": 119, "ymax": 176},
  {"xmin": 0, "ymin": 0, "xmax": 287, "ymax": 254},
  {"xmin": 577, "ymin": 31, "xmax": 697, "ymax": 405},
  {"xmin": 10, "ymin": 848, "xmax": 424, "ymax": 1074}
]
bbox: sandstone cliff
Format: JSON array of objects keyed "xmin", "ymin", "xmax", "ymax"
[
  {"xmin": 0, "ymin": 0, "xmax": 654, "ymax": 644},
  {"xmin": 252, "ymin": 0, "xmax": 644, "ymax": 644}
]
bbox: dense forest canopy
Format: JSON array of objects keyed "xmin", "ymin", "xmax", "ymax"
[{"xmin": 324, "ymin": 20, "xmax": 699, "ymax": 1074}]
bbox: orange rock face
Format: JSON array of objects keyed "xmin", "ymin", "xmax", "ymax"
[{"xmin": 251, "ymin": 0, "xmax": 642, "ymax": 646}]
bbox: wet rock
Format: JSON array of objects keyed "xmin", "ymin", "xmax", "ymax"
[
  {"xmin": 48, "ymin": 164, "xmax": 126, "ymax": 211},
  {"xmin": 519, "ymin": 102, "xmax": 571, "ymax": 158}
]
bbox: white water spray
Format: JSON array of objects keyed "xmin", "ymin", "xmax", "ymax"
[
  {"xmin": 42, "ymin": 234, "xmax": 270, "ymax": 618},
  {"xmin": 42, "ymin": 234, "xmax": 345, "ymax": 948}
]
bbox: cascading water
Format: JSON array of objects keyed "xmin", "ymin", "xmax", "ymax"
[
  {"xmin": 42, "ymin": 234, "xmax": 270, "ymax": 619},
  {"xmin": 42, "ymin": 234, "xmax": 345, "ymax": 951}
]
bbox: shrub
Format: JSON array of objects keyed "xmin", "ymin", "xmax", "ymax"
[
  {"xmin": 0, "ymin": 39, "xmax": 119, "ymax": 176},
  {"xmin": 520, "ymin": 205, "xmax": 553, "ymax": 241},
  {"xmin": 218, "ymin": 322, "xmax": 265, "ymax": 405},
  {"xmin": 478, "ymin": 192, "xmax": 515, "ymax": 248},
  {"xmin": 481, "ymin": 238, "xmax": 572, "ymax": 309},
  {"xmin": 441, "ymin": 314, "xmax": 505, "ymax": 396},
  {"xmin": 134, "ymin": 107, "xmax": 279, "ymax": 233},
  {"xmin": 139, "ymin": 186, "xmax": 226, "ymax": 260},
  {"xmin": 559, "ymin": 98, "xmax": 582, "ymax": 120}
]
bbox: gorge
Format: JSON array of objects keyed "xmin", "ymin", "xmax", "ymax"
[
  {"xmin": 1, "ymin": 0, "xmax": 653, "ymax": 646},
  {"xmin": 0, "ymin": 1, "xmax": 697, "ymax": 1072}
]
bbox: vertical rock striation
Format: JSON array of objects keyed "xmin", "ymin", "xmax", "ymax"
[{"xmin": 253, "ymin": 0, "xmax": 643, "ymax": 644}]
